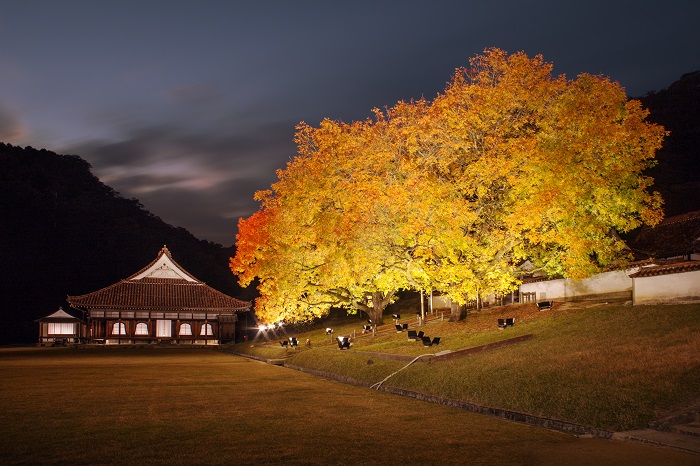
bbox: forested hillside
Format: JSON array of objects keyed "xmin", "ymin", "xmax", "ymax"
[
  {"xmin": 0, "ymin": 144, "xmax": 252, "ymax": 344},
  {"xmin": 639, "ymin": 70, "xmax": 700, "ymax": 216}
]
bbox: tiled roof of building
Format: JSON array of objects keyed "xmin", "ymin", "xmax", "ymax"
[
  {"xmin": 68, "ymin": 246, "xmax": 250, "ymax": 312},
  {"xmin": 629, "ymin": 210, "xmax": 700, "ymax": 259},
  {"xmin": 35, "ymin": 307, "xmax": 83, "ymax": 323},
  {"xmin": 520, "ymin": 276, "xmax": 550, "ymax": 284},
  {"xmin": 628, "ymin": 260, "xmax": 700, "ymax": 278}
]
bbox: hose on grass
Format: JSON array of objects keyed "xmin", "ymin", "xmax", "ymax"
[{"xmin": 370, "ymin": 353, "xmax": 435, "ymax": 390}]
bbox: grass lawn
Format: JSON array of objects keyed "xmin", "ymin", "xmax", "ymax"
[
  {"xmin": 0, "ymin": 347, "xmax": 696, "ymax": 465},
  {"xmin": 233, "ymin": 301, "xmax": 700, "ymax": 432}
]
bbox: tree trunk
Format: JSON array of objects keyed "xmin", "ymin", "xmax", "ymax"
[
  {"xmin": 366, "ymin": 291, "xmax": 394, "ymax": 326},
  {"xmin": 369, "ymin": 297, "xmax": 385, "ymax": 325},
  {"xmin": 449, "ymin": 301, "xmax": 466, "ymax": 322},
  {"xmin": 368, "ymin": 307, "xmax": 384, "ymax": 326}
]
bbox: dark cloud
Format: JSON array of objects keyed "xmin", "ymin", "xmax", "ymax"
[
  {"xmin": 62, "ymin": 117, "xmax": 297, "ymax": 246},
  {"xmin": 2, "ymin": 1, "xmax": 699, "ymax": 245}
]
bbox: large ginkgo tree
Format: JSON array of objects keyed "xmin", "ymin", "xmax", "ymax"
[{"xmin": 230, "ymin": 48, "xmax": 665, "ymax": 325}]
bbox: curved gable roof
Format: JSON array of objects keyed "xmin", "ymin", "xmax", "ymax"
[
  {"xmin": 127, "ymin": 246, "xmax": 199, "ymax": 282},
  {"xmin": 68, "ymin": 246, "xmax": 250, "ymax": 312},
  {"xmin": 35, "ymin": 307, "xmax": 83, "ymax": 323}
]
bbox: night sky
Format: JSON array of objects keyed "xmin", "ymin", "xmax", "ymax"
[{"xmin": 1, "ymin": 1, "xmax": 698, "ymax": 245}]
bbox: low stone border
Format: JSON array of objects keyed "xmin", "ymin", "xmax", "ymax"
[
  {"xmin": 284, "ymin": 363, "xmax": 613, "ymax": 439},
  {"xmin": 335, "ymin": 334, "xmax": 535, "ymax": 363},
  {"xmin": 350, "ymin": 350, "xmax": 417, "ymax": 362},
  {"xmin": 429, "ymin": 334, "xmax": 534, "ymax": 362}
]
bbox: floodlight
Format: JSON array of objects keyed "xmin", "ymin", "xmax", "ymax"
[
  {"xmin": 392, "ymin": 314, "xmax": 400, "ymax": 319},
  {"xmin": 326, "ymin": 328, "xmax": 333, "ymax": 334}
]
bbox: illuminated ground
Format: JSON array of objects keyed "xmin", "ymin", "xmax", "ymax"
[{"xmin": 0, "ymin": 348, "xmax": 696, "ymax": 465}]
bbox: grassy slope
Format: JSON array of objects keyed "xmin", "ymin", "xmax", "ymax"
[{"xmin": 230, "ymin": 302, "xmax": 700, "ymax": 431}]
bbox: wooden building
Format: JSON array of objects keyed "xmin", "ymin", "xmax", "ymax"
[
  {"xmin": 36, "ymin": 307, "xmax": 86, "ymax": 345},
  {"xmin": 68, "ymin": 246, "xmax": 250, "ymax": 345}
]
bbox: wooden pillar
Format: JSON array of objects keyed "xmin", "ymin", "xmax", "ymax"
[{"xmin": 420, "ymin": 290, "xmax": 425, "ymax": 326}]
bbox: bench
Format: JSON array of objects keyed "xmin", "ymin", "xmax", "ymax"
[
  {"xmin": 422, "ymin": 336, "xmax": 441, "ymax": 347},
  {"xmin": 288, "ymin": 337, "xmax": 299, "ymax": 350},
  {"xmin": 498, "ymin": 318, "xmax": 516, "ymax": 329},
  {"xmin": 407, "ymin": 330, "xmax": 417, "ymax": 340},
  {"xmin": 395, "ymin": 323, "xmax": 408, "ymax": 332},
  {"xmin": 537, "ymin": 301, "xmax": 553, "ymax": 311}
]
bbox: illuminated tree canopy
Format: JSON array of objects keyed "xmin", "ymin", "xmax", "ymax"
[{"xmin": 231, "ymin": 48, "xmax": 665, "ymax": 325}]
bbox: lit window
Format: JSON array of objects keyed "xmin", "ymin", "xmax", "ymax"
[
  {"xmin": 135, "ymin": 323, "xmax": 148, "ymax": 335},
  {"xmin": 200, "ymin": 323, "xmax": 213, "ymax": 336},
  {"xmin": 156, "ymin": 320, "xmax": 171, "ymax": 337},
  {"xmin": 48, "ymin": 323, "xmax": 74, "ymax": 335},
  {"xmin": 112, "ymin": 322, "xmax": 126, "ymax": 335},
  {"xmin": 179, "ymin": 323, "xmax": 192, "ymax": 336}
]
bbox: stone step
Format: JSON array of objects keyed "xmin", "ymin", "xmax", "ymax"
[
  {"xmin": 649, "ymin": 409, "xmax": 700, "ymax": 430},
  {"xmin": 671, "ymin": 423, "xmax": 700, "ymax": 437}
]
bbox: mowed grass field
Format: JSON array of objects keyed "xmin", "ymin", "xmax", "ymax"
[
  {"xmin": 0, "ymin": 347, "xmax": 697, "ymax": 465},
  {"xmin": 233, "ymin": 302, "xmax": 700, "ymax": 432}
]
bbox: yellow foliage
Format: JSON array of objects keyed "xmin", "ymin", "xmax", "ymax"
[{"xmin": 231, "ymin": 48, "xmax": 665, "ymax": 321}]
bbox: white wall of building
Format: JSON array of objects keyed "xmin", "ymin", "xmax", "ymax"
[
  {"xmin": 520, "ymin": 268, "xmax": 638, "ymax": 301},
  {"xmin": 632, "ymin": 269, "xmax": 700, "ymax": 305}
]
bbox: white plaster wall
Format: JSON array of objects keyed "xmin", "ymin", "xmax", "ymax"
[
  {"xmin": 431, "ymin": 295, "xmax": 452, "ymax": 309},
  {"xmin": 520, "ymin": 278, "xmax": 566, "ymax": 300},
  {"xmin": 520, "ymin": 269, "xmax": 637, "ymax": 301},
  {"xmin": 430, "ymin": 293, "xmax": 497, "ymax": 309},
  {"xmin": 633, "ymin": 269, "xmax": 700, "ymax": 305}
]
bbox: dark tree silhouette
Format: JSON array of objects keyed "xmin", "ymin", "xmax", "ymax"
[{"xmin": 0, "ymin": 143, "xmax": 253, "ymax": 344}]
